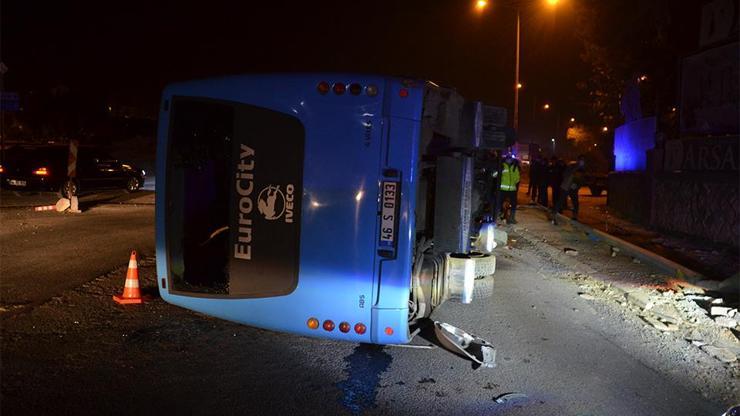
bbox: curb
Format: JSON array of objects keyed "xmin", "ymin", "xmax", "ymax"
[{"xmin": 547, "ymin": 209, "xmax": 705, "ymax": 285}]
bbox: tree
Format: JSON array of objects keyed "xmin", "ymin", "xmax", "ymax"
[{"xmin": 574, "ymin": 0, "xmax": 697, "ymax": 126}]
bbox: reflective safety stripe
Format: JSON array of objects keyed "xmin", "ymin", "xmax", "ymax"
[
  {"xmin": 128, "ymin": 259, "xmax": 138, "ymax": 269},
  {"xmin": 125, "ymin": 278, "xmax": 140, "ymax": 288},
  {"xmin": 500, "ymin": 185, "xmax": 516, "ymax": 191}
]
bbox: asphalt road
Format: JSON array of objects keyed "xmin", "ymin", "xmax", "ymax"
[
  {"xmin": 0, "ymin": 191, "xmax": 155, "ymax": 312},
  {"xmin": 1, "ymin": 201, "xmax": 734, "ymax": 415}
]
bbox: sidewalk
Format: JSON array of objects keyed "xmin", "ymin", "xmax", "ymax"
[
  {"xmin": 517, "ymin": 183, "xmax": 739, "ymax": 282},
  {"xmin": 499, "ymin": 204, "xmax": 740, "ymax": 369}
]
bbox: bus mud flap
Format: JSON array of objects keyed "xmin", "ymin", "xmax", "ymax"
[{"xmin": 433, "ymin": 321, "xmax": 496, "ymax": 369}]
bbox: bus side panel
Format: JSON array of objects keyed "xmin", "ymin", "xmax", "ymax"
[
  {"xmin": 156, "ymin": 75, "xmax": 386, "ymax": 342},
  {"xmin": 370, "ymin": 80, "xmax": 424, "ymax": 344}
]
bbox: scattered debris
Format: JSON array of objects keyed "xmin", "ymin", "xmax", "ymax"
[
  {"xmin": 711, "ymin": 298, "xmax": 725, "ymax": 305},
  {"xmin": 701, "ymin": 345, "xmax": 738, "ymax": 363},
  {"xmin": 418, "ymin": 377, "xmax": 436, "ymax": 384},
  {"xmin": 564, "ymin": 248, "xmax": 579, "ymax": 256},
  {"xmin": 632, "ymin": 258, "xmax": 641, "ymax": 264},
  {"xmin": 610, "ymin": 246, "xmax": 620, "ymax": 257},
  {"xmin": 641, "ymin": 315, "xmax": 678, "ymax": 332},
  {"xmin": 493, "ymin": 392, "xmax": 528, "ymax": 404},
  {"xmin": 710, "ymin": 306, "xmax": 733, "ymax": 317},
  {"xmin": 578, "ymin": 293, "xmax": 595, "ymax": 300},
  {"xmin": 433, "ymin": 322, "xmax": 496, "ymax": 369},
  {"xmin": 714, "ymin": 316, "xmax": 738, "ymax": 329}
]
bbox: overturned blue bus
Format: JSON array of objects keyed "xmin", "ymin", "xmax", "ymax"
[{"xmin": 155, "ymin": 74, "xmax": 504, "ymax": 345}]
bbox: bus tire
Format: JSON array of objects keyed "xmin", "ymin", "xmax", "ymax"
[
  {"xmin": 472, "ymin": 254, "xmax": 496, "ymax": 277},
  {"xmin": 472, "ymin": 275, "xmax": 495, "ymax": 300}
]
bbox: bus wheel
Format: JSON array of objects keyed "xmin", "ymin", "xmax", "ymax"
[
  {"xmin": 470, "ymin": 253, "xmax": 496, "ymax": 277},
  {"xmin": 472, "ymin": 275, "xmax": 495, "ymax": 300}
]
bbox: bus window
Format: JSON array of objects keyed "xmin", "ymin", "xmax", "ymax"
[{"xmin": 166, "ymin": 97, "xmax": 304, "ymax": 298}]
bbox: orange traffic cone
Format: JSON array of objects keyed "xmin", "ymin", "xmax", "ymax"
[{"xmin": 113, "ymin": 250, "xmax": 143, "ymax": 304}]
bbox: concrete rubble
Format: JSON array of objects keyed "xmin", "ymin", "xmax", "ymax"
[{"xmin": 574, "ymin": 274, "xmax": 740, "ymax": 364}]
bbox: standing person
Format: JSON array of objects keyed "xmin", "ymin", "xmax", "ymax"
[
  {"xmin": 552, "ymin": 157, "xmax": 566, "ymax": 212},
  {"xmin": 529, "ymin": 156, "xmax": 542, "ymax": 205},
  {"xmin": 552, "ymin": 155, "xmax": 586, "ymax": 225},
  {"xmin": 480, "ymin": 149, "xmax": 502, "ymax": 221},
  {"xmin": 546, "ymin": 156, "xmax": 559, "ymax": 209},
  {"xmin": 538, "ymin": 158, "xmax": 550, "ymax": 206},
  {"xmin": 498, "ymin": 153, "xmax": 521, "ymax": 224}
]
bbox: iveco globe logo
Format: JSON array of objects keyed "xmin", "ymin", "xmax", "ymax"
[{"xmin": 258, "ymin": 185, "xmax": 295, "ymax": 223}]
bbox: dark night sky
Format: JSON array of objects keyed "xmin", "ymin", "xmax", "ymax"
[{"xmin": 1, "ymin": 0, "xmax": 704, "ymax": 141}]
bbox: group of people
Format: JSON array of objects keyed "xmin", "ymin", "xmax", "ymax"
[
  {"xmin": 528, "ymin": 155, "xmax": 587, "ymax": 223},
  {"xmin": 479, "ymin": 150, "xmax": 587, "ymax": 226}
]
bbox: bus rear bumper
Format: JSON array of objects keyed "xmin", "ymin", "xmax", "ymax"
[{"xmin": 371, "ymin": 307, "xmax": 410, "ymax": 344}]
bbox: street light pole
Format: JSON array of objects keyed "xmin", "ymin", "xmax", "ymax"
[{"xmin": 513, "ymin": 9, "xmax": 521, "ymax": 133}]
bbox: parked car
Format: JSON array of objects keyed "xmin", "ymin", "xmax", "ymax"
[{"xmin": 0, "ymin": 144, "xmax": 145, "ymax": 196}]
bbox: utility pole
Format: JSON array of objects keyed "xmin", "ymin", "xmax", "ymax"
[{"xmin": 513, "ymin": 9, "xmax": 521, "ymax": 133}]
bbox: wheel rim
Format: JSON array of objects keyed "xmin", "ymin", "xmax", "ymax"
[{"xmin": 128, "ymin": 178, "xmax": 138, "ymax": 191}]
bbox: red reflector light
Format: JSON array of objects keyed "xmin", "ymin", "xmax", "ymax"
[
  {"xmin": 307, "ymin": 318, "xmax": 320, "ymax": 330},
  {"xmin": 323, "ymin": 320, "xmax": 335, "ymax": 331},
  {"xmin": 333, "ymin": 83, "xmax": 346, "ymax": 95},
  {"xmin": 339, "ymin": 322, "xmax": 351, "ymax": 333},
  {"xmin": 317, "ymin": 81, "xmax": 330, "ymax": 95},
  {"xmin": 349, "ymin": 83, "xmax": 362, "ymax": 96},
  {"xmin": 354, "ymin": 323, "xmax": 366, "ymax": 335},
  {"xmin": 399, "ymin": 88, "xmax": 409, "ymax": 98},
  {"xmin": 0, "ymin": 165, "xmax": 4, "ymax": 173},
  {"xmin": 33, "ymin": 167, "xmax": 49, "ymax": 176},
  {"xmin": 384, "ymin": 327, "xmax": 394, "ymax": 336}
]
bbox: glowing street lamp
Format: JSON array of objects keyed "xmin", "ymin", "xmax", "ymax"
[
  {"xmin": 570, "ymin": 117, "xmax": 576, "ymax": 123},
  {"xmin": 543, "ymin": 103, "xmax": 550, "ymax": 110},
  {"xmin": 517, "ymin": 83, "xmax": 523, "ymax": 89},
  {"xmin": 602, "ymin": 126, "xmax": 609, "ymax": 132},
  {"xmin": 474, "ymin": 0, "xmax": 561, "ymax": 133}
]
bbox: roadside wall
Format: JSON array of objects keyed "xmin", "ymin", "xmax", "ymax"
[
  {"xmin": 608, "ymin": 172, "xmax": 651, "ymax": 224},
  {"xmin": 651, "ymin": 172, "xmax": 739, "ymax": 247}
]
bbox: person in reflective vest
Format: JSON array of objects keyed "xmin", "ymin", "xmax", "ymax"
[{"xmin": 498, "ymin": 153, "xmax": 521, "ymax": 224}]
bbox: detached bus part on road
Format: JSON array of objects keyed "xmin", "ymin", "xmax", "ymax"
[{"xmin": 156, "ymin": 74, "xmax": 507, "ymax": 345}]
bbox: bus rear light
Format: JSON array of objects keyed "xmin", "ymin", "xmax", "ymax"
[
  {"xmin": 322, "ymin": 320, "xmax": 335, "ymax": 331},
  {"xmin": 317, "ymin": 81, "xmax": 330, "ymax": 95},
  {"xmin": 384, "ymin": 327, "xmax": 394, "ymax": 336},
  {"xmin": 348, "ymin": 83, "xmax": 362, "ymax": 96},
  {"xmin": 366, "ymin": 85, "xmax": 378, "ymax": 97},
  {"xmin": 399, "ymin": 88, "xmax": 409, "ymax": 98},
  {"xmin": 354, "ymin": 323, "xmax": 366, "ymax": 335},
  {"xmin": 338, "ymin": 322, "xmax": 350, "ymax": 333},
  {"xmin": 307, "ymin": 317, "xmax": 320, "ymax": 330},
  {"xmin": 332, "ymin": 83, "xmax": 346, "ymax": 95},
  {"xmin": 33, "ymin": 167, "xmax": 49, "ymax": 176}
]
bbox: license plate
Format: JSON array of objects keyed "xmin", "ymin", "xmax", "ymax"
[
  {"xmin": 8, "ymin": 179, "xmax": 27, "ymax": 187},
  {"xmin": 380, "ymin": 181, "xmax": 399, "ymax": 247}
]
